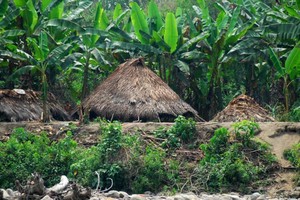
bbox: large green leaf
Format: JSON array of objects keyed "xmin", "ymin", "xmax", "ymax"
[
  {"xmin": 94, "ymin": 3, "xmax": 109, "ymax": 31},
  {"xmin": 1, "ymin": 29, "xmax": 25, "ymax": 37},
  {"xmin": 196, "ymin": 0, "xmax": 212, "ymax": 31},
  {"xmin": 268, "ymin": 47, "xmax": 284, "ymax": 77},
  {"xmin": 130, "ymin": 2, "xmax": 149, "ymax": 44},
  {"xmin": 113, "ymin": 3, "xmax": 122, "ymax": 21},
  {"xmin": 177, "ymin": 31, "xmax": 209, "ymax": 53},
  {"xmin": 148, "ymin": 0, "xmax": 163, "ymax": 31},
  {"xmin": 109, "ymin": 41, "xmax": 162, "ymax": 54},
  {"xmin": 23, "ymin": 0, "xmax": 38, "ymax": 34},
  {"xmin": 66, "ymin": 0, "xmax": 93, "ymax": 20},
  {"xmin": 41, "ymin": 0, "xmax": 51, "ymax": 12},
  {"xmin": 47, "ymin": 19, "xmax": 85, "ymax": 33},
  {"xmin": 0, "ymin": 0, "xmax": 8, "ymax": 19},
  {"xmin": 39, "ymin": 31, "xmax": 49, "ymax": 61},
  {"xmin": 49, "ymin": 1, "xmax": 64, "ymax": 19},
  {"xmin": 285, "ymin": 42, "xmax": 300, "ymax": 79},
  {"xmin": 227, "ymin": 0, "xmax": 242, "ymax": 37},
  {"xmin": 296, "ymin": 0, "xmax": 300, "ymax": 10},
  {"xmin": 176, "ymin": 60, "xmax": 190, "ymax": 75},
  {"xmin": 164, "ymin": 13, "xmax": 178, "ymax": 53},
  {"xmin": 13, "ymin": 0, "xmax": 25, "ymax": 7},
  {"xmin": 46, "ymin": 44, "xmax": 72, "ymax": 65},
  {"xmin": 91, "ymin": 3, "xmax": 103, "ymax": 46}
]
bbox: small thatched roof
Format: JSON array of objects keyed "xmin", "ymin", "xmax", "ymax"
[
  {"xmin": 211, "ymin": 94, "xmax": 275, "ymax": 122},
  {"xmin": 83, "ymin": 58, "xmax": 202, "ymax": 122},
  {"xmin": 0, "ymin": 89, "xmax": 70, "ymax": 122}
]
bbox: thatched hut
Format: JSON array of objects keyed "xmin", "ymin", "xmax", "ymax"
[
  {"xmin": 82, "ymin": 58, "xmax": 202, "ymax": 122},
  {"xmin": 211, "ymin": 94, "xmax": 275, "ymax": 122},
  {"xmin": 0, "ymin": 89, "xmax": 70, "ymax": 122}
]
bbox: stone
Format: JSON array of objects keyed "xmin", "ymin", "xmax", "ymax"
[
  {"xmin": 174, "ymin": 193, "xmax": 198, "ymax": 200},
  {"xmin": 0, "ymin": 189, "xmax": 10, "ymax": 199},
  {"xmin": 119, "ymin": 191, "xmax": 130, "ymax": 199},
  {"xmin": 131, "ymin": 194, "xmax": 147, "ymax": 200},
  {"xmin": 106, "ymin": 190, "xmax": 120, "ymax": 198},
  {"xmin": 5, "ymin": 189, "xmax": 14, "ymax": 197},
  {"xmin": 90, "ymin": 197, "xmax": 100, "ymax": 200},
  {"xmin": 41, "ymin": 195, "xmax": 54, "ymax": 200},
  {"xmin": 249, "ymin": 192, "xmax": 261, "ymax": 200},
  {"xmin": 256, "ymin": 195, "xmax": 267, "ymax": 200}
]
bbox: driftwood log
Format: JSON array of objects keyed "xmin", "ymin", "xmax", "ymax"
[{"xmin": 12, "ymin": 173, "xmax": 91, "ymax": 200}]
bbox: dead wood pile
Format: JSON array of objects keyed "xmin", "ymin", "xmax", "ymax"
[
  {"xmin": 212, "ymin": 94, "xmax": 275, "ymax": 122},
  {"xmin": 0, "ymin": 89, "xmax": 70, "ymax": 122}
]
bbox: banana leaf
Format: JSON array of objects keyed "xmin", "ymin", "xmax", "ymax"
[
  {"xmin": 148, "ymin": 0, "xmax": 163, "ymax": 31},
  {"xmin": 130, "ymin": 2, "xmax": 149, "ymax": 44},
  {"xmin": 164, "ymin": 13, "xmax": 178, "ymax": 53},
  {"xmin": 285, "ymin": 42, "xmax": 300, "ymax": 79}
]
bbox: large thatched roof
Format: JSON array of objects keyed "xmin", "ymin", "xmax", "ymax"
[
  {"xmin": 0, "ymin": 89, "xmax": 70, "ymax": 122},
  {"xmin": 211, "ymin": 94, "xmax": 275, "ymax": 122},
  {"xmin": 83, "ymin": 58, "xmax": 202, "ymax": 122}
]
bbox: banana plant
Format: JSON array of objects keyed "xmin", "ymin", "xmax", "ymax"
[
  {"xmin": 193, "ymin": 0, "xmax": 256, "ymax": 118},
  {"xmin": 47, "ymin": 2, "xmax": 112, "ymax": 101},
  {"xmin": 9, "ymin": 31, "xmax": 73, "ymax": 122},
  {"xmin": 269, "ymin": 42, "xmax": 300, "ymax": 113}
]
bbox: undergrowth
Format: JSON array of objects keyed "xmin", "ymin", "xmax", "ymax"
[
  {"xmin": 284, "ymin": 143, "xmax": 300, "ymax": 186},
  {"xmin": 196, "ymin": 120, "xmax": 277, "ymax": 192},
  {"xmin": 0, "ymin": 118, "xmax": 278, "ymax": 194}
]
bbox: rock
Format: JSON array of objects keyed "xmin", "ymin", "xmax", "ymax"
[
  {"xmin": 0, "ymin": 189, "xmax": 10, "ymax": 199},
  {"xmin": 5, "ymin": 189, "xmax": 14, "ymax": 197},
  {"xmin": 223, "ymin": 193, "xmax": 240, "ymax": 200},
  {"xmin": 131, "ymin": 194, "xmax": 147, "ymax": 200},
  {"xmin": 106, "ymin": 190, "xmax": 120, "ymax": 198},
  {"xmin": 256, "ymin": 195, "xmax": 267, "ymax": 200},
  {"xmin": 90, "ymin": 197, "xmax": 100, "ymax": 200},
  {"xmin": 248, "ymin": 192, "xmax": 261, "ymax": 200},
  {"xmin": 119, "ymin": 191, "xmax": 130, "ymax": 199},
  {"xmin": 174, "ymin": 193, "xmax": 198, "ymax": 200},
  {"xmin": 41, "ymin": 195, "xmax": 54, "ymax": 200}
]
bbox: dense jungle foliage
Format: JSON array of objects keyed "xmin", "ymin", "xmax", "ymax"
[
  {"xmin": 0, "ymin": 0, "xmax": 299, "ymax": 121},
  {"xmin": 0, "ymin": 118, "xmax": 278, "ymax": 193}
]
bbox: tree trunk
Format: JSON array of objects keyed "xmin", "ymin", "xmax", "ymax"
[
  {"xmin": 81, "ymin": 52, "xmax": 91, "ymax": 102},
  {"xmin": 41, "ymin": 72, "xmax": 49, "ymax": 123}
]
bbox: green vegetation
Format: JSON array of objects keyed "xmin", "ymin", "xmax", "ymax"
[
  {"xmin": 284, "ymin": 143, "xmax": 300, "ymax": 186},
  {"xmin": 197, "ymin": 120, "xmax": 277, "ymax": 192},
  {"xmin": 0, "ymin": 128, "xmax": 79, "ymax": 188},
  {"xmin": 0, "ymin": 0, "xmax": 299, "ymax": 121},
  {"xmin": 0, "ymin": 118, "xmax": 279, "ymax": 193}
]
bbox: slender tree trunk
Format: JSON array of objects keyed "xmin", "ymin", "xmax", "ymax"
[
  {"xmin": 81, "ymin": 52, "xmax": 91, "ymax": 102},
  {"xmin": 41, "ymin": 71, "xmax": 49, "ymax": 122},
  {"xmin": 284, "ymin": 76, "xmax": 290, "ymax": 113}
]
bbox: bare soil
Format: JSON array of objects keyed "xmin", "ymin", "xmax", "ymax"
[{"xmin": 0, "ymin": 121, "xmax": 299, "ymax": 196}]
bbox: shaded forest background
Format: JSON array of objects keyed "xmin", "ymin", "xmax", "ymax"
[{"xmin": 0, "ymin": 0, "xmax": 299, "ymax": 121}]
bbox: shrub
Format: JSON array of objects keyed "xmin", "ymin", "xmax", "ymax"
[
  {"xmin": 0, "ymin": 128, "xmax": 79, "ymax": 188},
  {"xmin": 70, "ymin": 119, "xmax": 125, "ymax": 189},
  {"xmin": 132, "ymin": 146, "xmax": 167, "ymax": 193},
  {"xmin": 154, "ymin": 115, "xmax": 196, "ymax": 149},
  {"xmin": 197, "ymin": 121, "xmax": 276, "ymax": 192},
  {"xmin": 284, "ymin": 143, "xmax": 300, "ymax": 185}
]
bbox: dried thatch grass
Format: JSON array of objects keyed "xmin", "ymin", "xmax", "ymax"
[
  {"xmin": 211, "ymin": 94, "xmax": 275, "ymax": 122},
  {"xmin": 0, "ymin": 89, "xmax": 70, "ymax": 122},
  {"xmin": 83, "ymin": 58, "xmax": 203, "ymax": 122}
]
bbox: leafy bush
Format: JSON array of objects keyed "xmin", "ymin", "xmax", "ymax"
[
  {"xmin": 132, "ymin": 146, "xmax": 167, "ymax": 193},
  {"xmin": 197, "ymin": 121, "xmax": 276, "ymax": 192},
  {"xmin": 284, "ymin": 143, "xmax": 300, "ymax": 185},
  {"xmin": 70, "ymin": 119, "xmax": 124, "ymax": 189},
  {"xmin": 0, "ymin": 128, "xmax": 79, "ymax": 188},
  {"xmin": 154, "ymin": 115, "xmax": 196, "ymax": 149}
]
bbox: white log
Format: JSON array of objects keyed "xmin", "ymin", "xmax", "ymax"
[{"xmin": 47, "ymin": 175, "xmax": 69, "ymax": 193}]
